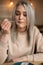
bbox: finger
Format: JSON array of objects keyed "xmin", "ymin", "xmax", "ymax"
[
  {"xmin": 1, "ymin": 19, "xmax": 9, "ymax": 26},
  {"xmin": 1, "ymin": 19, "xmax": 11, "ymax": 29},
  {"xmin": 1, "ymin": 20, "xmax": 11, "ymax": 30},
  {"xmin": 7, "ymin": 22, "xmax": 11, "ymax": 29},
  {"xmin": 1, "ymin": 24, "xmax": 11, "ymax": 34},
  {"xmin": 4, "ymin": 21, "xmax": 11, "ymax": 30}
]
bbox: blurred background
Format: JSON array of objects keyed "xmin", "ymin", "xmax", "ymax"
[{"xmin": 0, "ymin": 0, "xmax": 43, "ymax": 34}]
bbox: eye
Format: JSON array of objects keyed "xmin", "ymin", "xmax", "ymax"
[
  {"xmin": 15, "ymin": 11, "xmax": 20, "ymax": 16},
  {"xmin": 23, "ymin": 12, "xmax": 27, "ymax": 17}
]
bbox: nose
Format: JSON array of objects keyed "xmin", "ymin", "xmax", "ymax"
[{"xmin": 19, "ymin": 14, "xmax": 23, "ymax": 20}]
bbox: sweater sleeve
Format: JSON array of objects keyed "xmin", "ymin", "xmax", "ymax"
[
  {"xmin": 0, "ymin": 46, "xmax": 8, "ymax": 65},
  {"xmin": 33, "ymin": 26, "xmax": 43, "ymax": 61},
  {"xmin": 0, "ymin": 34, "xmax": 9, "ymax": 65},
  {"xmin": 27, "ymin": 26, "xmax": 43, "ymax": 62}
]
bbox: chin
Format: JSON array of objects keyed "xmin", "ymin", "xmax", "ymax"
[
  {"xmin": 18, "ymin": 25, "xmax": 26, "ymax": 29},
  {"xmin": 18, "ymin": 24, "xmax": 26, "ymax": 28}
]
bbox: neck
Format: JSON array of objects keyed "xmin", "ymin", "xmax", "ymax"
[{"xmin": 16, "ymin": 27, "xmax": 27, "ymax": 33}]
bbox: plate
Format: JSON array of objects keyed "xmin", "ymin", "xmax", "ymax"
[{"xmin": 13, "ymin": 62, "xmax": 34, "ymax": 65}]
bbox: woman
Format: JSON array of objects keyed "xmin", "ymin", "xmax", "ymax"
[{"xmin": 0, "ymin": 0, "xmax": 43, "ymax": 64}]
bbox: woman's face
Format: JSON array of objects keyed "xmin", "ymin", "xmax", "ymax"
[{"xmin": 14, "ymin": 5, "xmax": 27, "ymax": 29}]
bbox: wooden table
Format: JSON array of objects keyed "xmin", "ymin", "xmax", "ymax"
[
  {"xmin": 2, "ymin": 62, "xmax": 13, "ymax": 65},
  {"xmin": 2, "ymin": 62, "xmax": 43, "ymax": 65}
]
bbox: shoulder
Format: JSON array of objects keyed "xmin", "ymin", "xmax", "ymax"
[
  {"xmin": 33, "ymin": 26, "xmax": 43, "ymax": 42},
  {"xmin": 33, "ymin": 26, "xmax": 40, "ymax": 33},
  {"xmin": 33, "ymin": 26, "xmax": 41, "ymax": 36},
  {"xmin": 32, "ymin": 26, "xmax": 43, "ymax": 42}
]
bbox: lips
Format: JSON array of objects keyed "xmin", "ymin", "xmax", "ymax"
[
  {"xmin": 18, "ymin": 20, "xmax": 24, "ymax": 23},
  {"xmin": 16, "ymin": 21, "xmax": 25, "ymax": 26}
]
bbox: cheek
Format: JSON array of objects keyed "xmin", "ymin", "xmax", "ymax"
[
  {"xmin": 25, "ymin": 22, "xmax": 27, "ymax": 26},
  {"xmin": 25, "ymin": 18, "xmax": 27, "ymax": 24}
]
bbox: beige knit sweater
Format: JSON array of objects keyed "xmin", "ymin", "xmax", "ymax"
[{"xmin": 0, "ymin": 26, "xmax": 43, "ymax": 64}]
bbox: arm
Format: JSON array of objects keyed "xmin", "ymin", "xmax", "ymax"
[
  {"xmin": 0, "ymin": 46, "xmax": 7, "ymax": 65},
  {"xmin": 33, "ymin": 26, "xmax": 43, "ymax": 61},
  {"xmin": 27, "ymin": 26, "xmax": 43, "ymax": 62},
  {"xmin": 0, "ymin": 34, "xmax": 9, "ymax": 65},
  {"xmin": 0, "ymin": 19, "xmax": 11, "ymax": 64}
]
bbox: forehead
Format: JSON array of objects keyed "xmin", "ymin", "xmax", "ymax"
[{"xmin": 16, "ymin": 5, "xmax": 26, "ymax": 12}]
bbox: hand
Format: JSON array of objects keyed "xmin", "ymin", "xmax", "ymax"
[
  {"xmin": 12, "ymin": 56, "xmax": 27, "ymax": 63},
  {"xmin": 12, "ymin": 58, "xmax": 23, "ymax": 63},
  {"xmin": 1, "ymin": 19, "xmax": 11, "ymax": 34}
]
